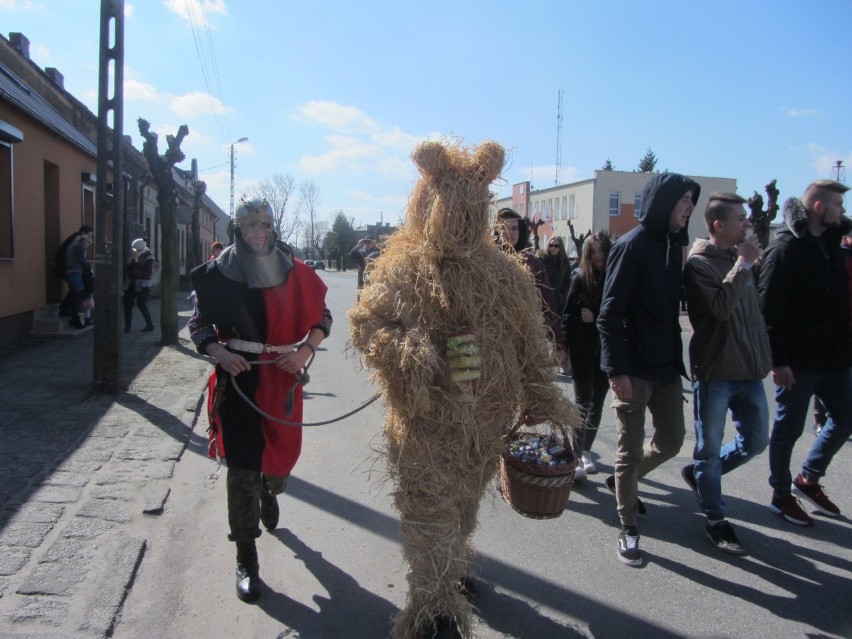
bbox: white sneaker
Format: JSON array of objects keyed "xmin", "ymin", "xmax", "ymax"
[
  {"xmin": 574, "ymin": 465, "xmax": 587, "ymax": 481},
  {"xmin": 581, "ymin": 452, "xmax": 598, "ymax": 475}
]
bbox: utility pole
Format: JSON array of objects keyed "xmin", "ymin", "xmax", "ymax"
[{"xmin": 93, "ymin": 0, "xmax": 124, "ymax": 393}]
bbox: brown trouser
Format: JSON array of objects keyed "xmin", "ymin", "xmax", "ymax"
[{"xmin": 611, "ymin": 377, "xmax": 685, "ymax": 527}]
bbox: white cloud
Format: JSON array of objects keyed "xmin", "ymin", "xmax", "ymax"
[
  {"xmin": 169, "ymin": 91, "xmax": 232, "ymax": 117},
  {"xmin": 295, "ymin": 101, "xmax": 380, "ymax": 133},
  {"xmin": 0, "ymin": 1, "xmax": 45, "ymax": 11},
  {"xmin": 125, "ymin": 77, "xmax": 159, "ymax": 100},
  {"xmin": 370, "ymin": 126, "xmax": 423, "ymax": 152},
  {"xmin": 812, "ymin": 152, "xmax": 852, "ymax": 178},
  {"xmin": 125, "ymin": 3, "xmax": 135, "ymax": 17},
  {"xmin": 163, "ymin": 0, "xmax": 227, "ymax": 26},
  {"xmin": 781, "ymin": 107, "xmax": 818, "ymax": 117}
]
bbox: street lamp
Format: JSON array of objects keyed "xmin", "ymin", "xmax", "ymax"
[{"xmin": 229, "ymin": 137, "xmax": 249, "ymax": 218}]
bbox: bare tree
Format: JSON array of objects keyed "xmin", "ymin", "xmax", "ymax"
[
  {"xmin": 297, "ymin": 179, "xmax": 322, "ymax": 259},
  {"xmin": 137, "ymin": 118, "xmax": 188, "ymax": 345},
  {"xmin": 248, "ymin": 173, "xmax": 301, "ymax": 244}
]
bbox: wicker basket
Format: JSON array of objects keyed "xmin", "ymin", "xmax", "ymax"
[{"xmin": 500, "ymin": 431, "xmax": 577, "ymax": 520}]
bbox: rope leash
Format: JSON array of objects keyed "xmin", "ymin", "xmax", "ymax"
[{"xmin": 228, "ymin": 358, "xmax": 380, "ymax": 427}]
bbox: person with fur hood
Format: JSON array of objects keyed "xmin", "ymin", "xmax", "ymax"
[{"xmin": 758, "ymin": 179, "xmax": 852, "ymax": 526}]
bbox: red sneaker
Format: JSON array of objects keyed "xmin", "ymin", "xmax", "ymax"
[
  {"xmin": 792, "ymin": 474, "xmax": 840, "ymax": 517},
  {"xmin": 769, "ymin": 492, "xmax": 813, "ymax": 526}
]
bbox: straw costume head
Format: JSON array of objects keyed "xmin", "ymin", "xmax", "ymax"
[{"xmin": 349, "ymin": 139, "xmax": 579, "ymax": 639}]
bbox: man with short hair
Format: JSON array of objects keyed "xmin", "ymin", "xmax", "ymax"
[
  {"xmin": 682, "ymin": 193, "xmax": 771, "ymax": 554},
  {"xmin": 758, "ymin": 179, "xmax": 852, "ymax": 526},
  {"xmin": 598, "ymin": 172, "xmax": 700, "ymax": 565}
]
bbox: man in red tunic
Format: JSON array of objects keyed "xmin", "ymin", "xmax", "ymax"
[{"xmin": 189, "ymin": 199, "xmax": 332, "ymax": 602}]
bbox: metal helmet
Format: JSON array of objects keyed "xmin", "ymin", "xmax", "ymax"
[{"xmin": 234, "ymin": 198, "xmax": 275, "ymax": 233}]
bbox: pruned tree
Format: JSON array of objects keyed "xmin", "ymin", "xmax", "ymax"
[
  {"xmin": 636, "ymin": 148, "xmax": 658, "ymax": 173},
  {"xmin": 602, "ymin": 158, "xmax": 615, "ymax": 171},
  {"xmin": 137, "ymin": 118, "xmax": 188, "ymax": 345},
  {"xmin": 567, "ymin": 219, "xmax": 590, "ymax": 259},
  {"xmin": 248, "ymin": 173, "xmax": 301, "ymax": 244},
  {"xmin": 747, "ymin": 179, "xmax": 780, "ymax": 249}
]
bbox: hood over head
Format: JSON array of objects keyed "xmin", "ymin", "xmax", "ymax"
[{"xmin": 639, "ymin": 172, "xmax": 701, "ymax": 245}]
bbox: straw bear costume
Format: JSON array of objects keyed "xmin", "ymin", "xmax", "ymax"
[{"xmin": 349, "ymin": 139, "xmax": 579, "ymax": 638}]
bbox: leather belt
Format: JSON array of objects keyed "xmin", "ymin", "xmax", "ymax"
[{"xmin": 226, "ymin": 338, "xmax": 295, "ymax": 354}]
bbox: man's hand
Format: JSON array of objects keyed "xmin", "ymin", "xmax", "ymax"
[
  {"xmin": 609, "ymin": 374, "xmax": 633, "ymax": 400},
  {"xmin": 738, "ymin": 234, "xmax": 763, "ymax": 266},
  {"xmin": 206, "ymin": 343, "xmax": 251, "ymax": 376},
  {"xmin": 580, "ymin": 308, "xmax": 595, "ymax": 323},
  {"xmin": 771, "ymin": 366, "xmax": 795, "ymax": 390},
  {"xmin": 275, "ymin": 346, "xmax": 313, "ymax": 375}
]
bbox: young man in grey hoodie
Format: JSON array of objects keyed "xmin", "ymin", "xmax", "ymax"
[{"xmin": 682, "ymin": 193, "xmax": 771, "ymax": 554}]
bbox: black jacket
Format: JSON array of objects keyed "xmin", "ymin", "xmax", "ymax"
[
  {"xmin": 597, "ymin": 172, "xmax": 700, "ymax": 381},
  {"xmin": 757, "ymin": 197, "xmax": 852, "ymax": 371}
]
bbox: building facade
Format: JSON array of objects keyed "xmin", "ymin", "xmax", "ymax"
[{"xmin": 495, "ymin": 169, "xmax": 738, "ymax": 256}]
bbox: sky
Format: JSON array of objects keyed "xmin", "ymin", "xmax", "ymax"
[{"xmin": 1, "ymin": 0, "xmax": 851, "ymax": 229}]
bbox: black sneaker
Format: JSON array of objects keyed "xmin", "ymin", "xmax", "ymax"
[
  {"xmin": 705, "ymin": 520, "xmax": 744, "ymax": 555},
  {"xmin": 605, "ymin": 474, "xmax": 647, "ymax": 516},
  {"xmin": 617, "ymin": 527, "xmax": 642, "ymax": 566},
  {"xmin": 681, "ymin": 464, "xmax": 698, "ymax": 498}
]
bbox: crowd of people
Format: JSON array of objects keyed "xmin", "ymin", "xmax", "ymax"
[
  {"xmin": 498, "ymin": 175, "xmax": 851, "ymax": 568},
  {"xmin": 48, "ymin": 167, "xmax": 841, "ymax": 639}
]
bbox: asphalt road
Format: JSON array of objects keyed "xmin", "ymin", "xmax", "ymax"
[{"xmin": 112, "ymin": 268, "xmax": 852, "ymax": 639}]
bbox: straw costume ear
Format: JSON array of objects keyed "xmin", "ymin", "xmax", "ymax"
[
  {"xmin": 470, "ymin": 140, "xmax": 505, "ymax": 183},
  {"xmin": 412, "ymin": 141, "xmax": 453, "ymax": 180}
]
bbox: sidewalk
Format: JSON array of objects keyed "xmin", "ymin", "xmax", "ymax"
[{"xmin": 0, "ymin": 294, "xmax": 211, "ymax": 638}]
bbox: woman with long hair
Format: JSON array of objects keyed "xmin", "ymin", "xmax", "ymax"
[
  {"xmin": 563, "ymin": 230, "xmax": 612, "ymax": 480},
  {"xmin": 537, "ymin": 235, "xmax": 572, "ymax": 320}
]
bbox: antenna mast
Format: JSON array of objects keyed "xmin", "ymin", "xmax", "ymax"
[{"xmin": 555, "ymin": 89, "xmax": 563, "ymax": 186}]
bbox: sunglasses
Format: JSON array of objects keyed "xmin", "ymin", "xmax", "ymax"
[{"xmin": 548, "ymin": 243, "xmax": 560, "ymax": 248}]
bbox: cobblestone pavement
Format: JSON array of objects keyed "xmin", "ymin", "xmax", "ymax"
[{"xmin": 0, "ymin": 295, "xmax": 210, "ymax": 638}]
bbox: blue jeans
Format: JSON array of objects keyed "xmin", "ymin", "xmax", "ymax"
[
  {"xmin": 692, "ymin": 379, "xmax": 769, "ymax": 520},
  {"xmin": 769, "ymin": 367, "xmax": 852, "ymax": 493}
]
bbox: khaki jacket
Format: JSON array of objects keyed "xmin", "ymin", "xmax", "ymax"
[{"xmin": 683, "ymin": 238, "xmax": 771, "ymax": 381}]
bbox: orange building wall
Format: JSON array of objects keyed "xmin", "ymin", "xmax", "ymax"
[
  {"xmin": 0, "ymin": 106, "xmax": 99, "ymax": 320},
  {"xmin": 608, "ymin": 203, "xmax": 640, "ymax": 237}
]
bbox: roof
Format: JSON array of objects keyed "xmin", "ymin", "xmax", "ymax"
[{"xmin": 0, "ymin": 60, "xmax": 96, "ymax": 156}]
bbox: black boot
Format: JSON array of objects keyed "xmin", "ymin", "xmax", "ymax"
[
  {"xmin": 260, "ymin": 476, "xmax": 280, "ymax": 531},
  {"xmin": 235, "ymin": 541, "xmax": 261, "ymax": 603}
]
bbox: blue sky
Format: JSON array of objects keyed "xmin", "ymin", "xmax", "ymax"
[{"xmin": 2, "ymin": 0, "xmax": 851, "ymax": 228}]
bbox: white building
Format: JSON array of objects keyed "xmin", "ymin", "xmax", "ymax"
[{"xmin": 495, "ymin": 170, "xmax": 738, "ymax": 256}]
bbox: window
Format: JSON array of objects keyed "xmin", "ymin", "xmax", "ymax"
[
  {"xmin": 560, "ymin": 196, "xmax": 567, "ymax": 220},
  {"xmin": 0, "ymin": 141, "xmax": 13, "ymax": 257},
  {"xmin": 609, "ymin": 192, "xmax": 620, "ymax": 216},
  {"xmin": 634, "ymin": 193, "xmax": 643, "ymax": 218},
  {"xmin": 569, "ymin": 194, "xmax": 576, "ymax": 219}
]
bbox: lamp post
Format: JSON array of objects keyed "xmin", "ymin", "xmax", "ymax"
[{"xmin": 229, "ymin": 136, "xmax": 249, "ymax": 218}]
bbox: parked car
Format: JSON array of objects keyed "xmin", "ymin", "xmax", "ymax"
[
  {"xmin": 304, "ymin": 259, "xmax": 315, "ymax": 268},
  {"xmin": 313, "ymin": 260, "xmax": 326, "ymax": 270}
]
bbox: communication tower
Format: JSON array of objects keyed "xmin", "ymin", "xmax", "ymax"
[{"xmin": 555, "ymin": 89, "xmax": 563, "ymax": 186}]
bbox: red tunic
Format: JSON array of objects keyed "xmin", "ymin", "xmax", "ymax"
[{"xmin": 206, "ymin": 263, "xmax": 328, "ymax": 475}]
